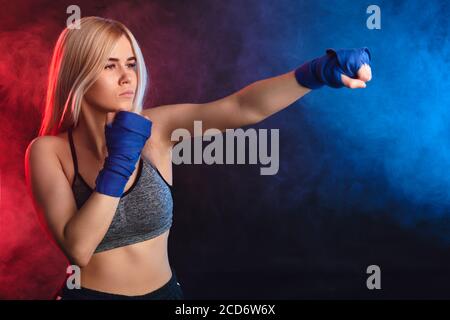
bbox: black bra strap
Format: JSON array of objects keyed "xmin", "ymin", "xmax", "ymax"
[{"xmin": 67, "ymin": 127, "xmax": 79, "ymax": 177}]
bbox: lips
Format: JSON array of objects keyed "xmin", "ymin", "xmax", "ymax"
[{"xmin": 119, "ymin": 90, "xmax": 134, "ymax": 96}]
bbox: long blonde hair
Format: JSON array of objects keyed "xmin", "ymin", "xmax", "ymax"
[{"xmin": 39, "ymin": 16, "xmax": 148, "ymax": 136}]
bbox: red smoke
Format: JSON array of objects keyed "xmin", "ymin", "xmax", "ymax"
[{"xmin": 0, "ymin": 0, "xmax": 168, "ymax": 300}]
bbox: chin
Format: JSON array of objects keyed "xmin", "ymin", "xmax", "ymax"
[{"xmin": 115, "ymin": 104, "xmax": 133, "ymax": 112}]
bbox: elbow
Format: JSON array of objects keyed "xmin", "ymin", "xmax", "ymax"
[
  {"xmin": 67, "ymin": 243, "xmax": 92, "ymax": 268},
  {"xmin": 63, "ymin": 226, "xmax": 92, "ymax": 268},
  {"xmin": 71, "ymin": 248, "xmax": 91, "ymax": 268}
]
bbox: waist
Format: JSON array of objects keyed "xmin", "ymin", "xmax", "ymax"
[
  {"xmin": 61, "ymin": 266, "xmax": 180, "ymax": 299},
  {"xmin": 80, "ymin": 231, "xmax": 171, "ymax": 295}
]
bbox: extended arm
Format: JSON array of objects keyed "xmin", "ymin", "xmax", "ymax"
[{"xmin": 142, "ymin": 47, "xmax": 372, "ymax": 146}]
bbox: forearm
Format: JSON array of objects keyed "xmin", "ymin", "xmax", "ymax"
[
  {"xmin": 64, "ymin": 192, "xmax": 120, "ymax": 265},
  {"xmin": 236, "ymin": 70, "xmax": 311, "ymax": 124}
]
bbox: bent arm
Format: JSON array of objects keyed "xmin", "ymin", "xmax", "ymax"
[{"xmin": 25, "ymin": 137, "xmax": 120, "ymax": 267}]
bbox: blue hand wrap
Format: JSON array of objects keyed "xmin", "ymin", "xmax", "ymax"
[
  {"xmin": 95, "ymin": 111, "xmax": 152, "ymax": 197},
  {"xmin": 294, "ymin": 47, "xmax": 371, "ymax": 89}
]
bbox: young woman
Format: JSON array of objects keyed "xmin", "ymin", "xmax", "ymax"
[{"xmin": 24, "ymin": 16, "xmax": 372, "ymax": 300}]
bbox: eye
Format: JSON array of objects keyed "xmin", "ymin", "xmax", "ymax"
[
  {"xmin": 127, "ymin": 63, "xmax": 137, "ymax": 69},
  {"xmin": 104, "ymin": 64, "xmax": 115, "ymax": 70}
]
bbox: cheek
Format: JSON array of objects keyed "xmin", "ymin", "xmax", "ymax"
[
  {"xmin": 83, "ymin": 71, "xmax": 137, "ymax": 110},
  {"xmin": 85, "ymin": 78, "xmax": 116, "ymax": 103},
  {"xmin": 95, "ymin": 77, "xmax": 116, "ymax": 96}
]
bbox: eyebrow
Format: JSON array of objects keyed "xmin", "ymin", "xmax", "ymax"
[{"xmin": 107, "ymin": 57, "xmax": 137, "ymax": 62}]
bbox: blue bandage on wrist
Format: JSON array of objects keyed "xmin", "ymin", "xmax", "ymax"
[
  {"xmin": 294, "ymin": 47, "xmax": 371, "ymax": 89},
  {"xmin": 95, "ymin": 111, "xmax": 152, "ymax": 197}
]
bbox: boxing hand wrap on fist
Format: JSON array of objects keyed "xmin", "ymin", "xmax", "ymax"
[
  {"xmin": 294, "ymin": 47, "xmax": 372, "ymax": 89},
  {"xmin": 95, "ymin": 111, "xmax": 152, "ymax": 197}
]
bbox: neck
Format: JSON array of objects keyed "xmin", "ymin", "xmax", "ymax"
[{"xmin": 73, "ymin": 106, "xmax": 109, "ymax": 161}]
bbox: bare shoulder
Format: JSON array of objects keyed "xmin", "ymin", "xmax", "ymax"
[
  {"xmin": 140, "ymin": 108, "xmax": 173, "ymax": 148},
  {"xmin": 140, "ymin": 106, "xmax": 165, "ymax": 119},
  {"xmin": 25, "ymin": 133, "xmax": 73, "ymax": 186},
  {"xmin": 26, "ymin": 134, "xmax": 68, "ymax": 161},
  {"xmin": 26, "ymin": 135, "xmax": 58, "ymax": 157}
]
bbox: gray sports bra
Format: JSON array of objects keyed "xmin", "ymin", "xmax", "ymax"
[{"xmin": 67, "ymin": 128, "xmax": 173, "ymax": 253}]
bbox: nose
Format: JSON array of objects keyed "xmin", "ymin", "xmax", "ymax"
[
  {"xmin": 120, "ymin": 71, "xmax": 131, "ymax": 85},
  {"xmin": 119, "ymin": 66, "xmax": 133, "ymax": 85}
]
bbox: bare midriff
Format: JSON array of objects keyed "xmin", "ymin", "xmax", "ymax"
[{"xmin": 80, "ymin": 229, "xmax": 172, "ymax": 296}]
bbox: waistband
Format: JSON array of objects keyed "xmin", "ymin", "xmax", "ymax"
[{"xmin": 60, "ymin": 267, "xmax": 180, "ymax": 300}]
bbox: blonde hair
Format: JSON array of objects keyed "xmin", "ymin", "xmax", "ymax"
[{"xmin": 39, "ymin": 16, "xmax": 148, "ymax": 136}]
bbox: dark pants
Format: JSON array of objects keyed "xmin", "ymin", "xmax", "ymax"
[{"xmin": 58, "ymin": 267, "xmax": 184, "ymax": 300}]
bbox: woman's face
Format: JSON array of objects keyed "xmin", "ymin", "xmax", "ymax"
[{"xmin": 83, "ymin": 35, "xmax": 138, "ymax": 113}]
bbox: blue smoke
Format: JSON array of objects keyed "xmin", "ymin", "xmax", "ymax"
[{"xmin": 225, "ymin": 0, "xmax": 450, "ymax": 243}]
